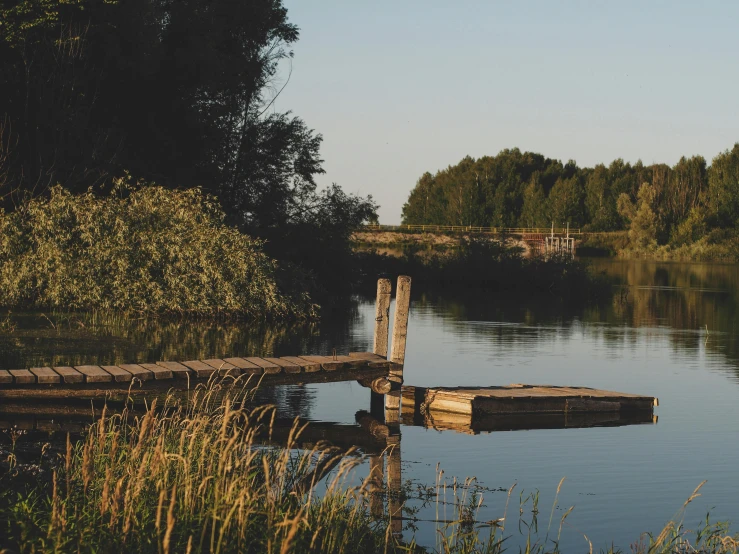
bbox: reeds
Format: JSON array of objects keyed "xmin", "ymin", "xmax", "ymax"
[
  {"xmin": 1, "ymin": 384, "xmax": 389, "ymax": 553},
  {"xmin": 1, "ymin": 383, "xmax": 738, "ymax": 553}
]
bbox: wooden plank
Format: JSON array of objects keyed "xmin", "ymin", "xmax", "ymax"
[
  {"xmin": 100, "ymin": 366, "xmax": 133, "ymax": 383},
  {"xmin": 390, "ymin": 275, "xmax": 411, "ymax": 365},
  {"xmin": 139, "ymin": 363, "xmax": 172, "ymax": 380},
  {"xmin": 52, "ymin": 366, "xmax": 84, "ymax": 384},
  {"xmin": 156, "ymin": 361, "xmax": 193, "ymax": 379},
  {"xmin": 201, "ymin": 359, "xmax": 240, "ymax": 376},
  {"xmin": 117, "ymin": 364, "xmax": 154, "ymax": 381},
  {"xmin": 373, "ymin": 278, "xmax": 392, "ymax": 357},
  {"xmin": 280, "ymin": 357, "xmax": 321, "ymax": 373},
  {"xmin": 299, "ymin": 355, "xmax": 344, "ymax": 371},
  {"xmin": 74, "ymin": 365, "xmax": 112, "ymax": 383},
  {"xmin": 0, "ymin": 370, "xmax": 12, "ymax": 384},
  {"xmin": 28, "ymin": 367, "xmax": 60, "ymax": 384},
  {"xmin": 264, "ymin": 357, "xmax": 300, "ymax": 374},
  {"xmin": 333, "ymin": 355, "xmax": 369, "ymax": 369},
  {"xmin": 9, "ymin": 369, "xmax": 35, "ymax": 385},
  {"xmin": 222, "ymin": 358, "xmax": 262, "ymax": 375},
  {"xmin": 243, "ymin": 357, "xmax": 281, "ymax": 374},
  {"xmin": 566, "ymin": 399, "xmax": 621, "ymax": 412},
  {"xmin": 181, "ymin": 360, "xmax": 216, "ymax": 378},
  {"xmin": 349, "ymin": 352, "xmax": 386, "ymax": 360}
]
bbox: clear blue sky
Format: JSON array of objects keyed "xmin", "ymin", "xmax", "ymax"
[{"xmin": 277, "ymin": 1, "xmax": 739, "ymax": 223}]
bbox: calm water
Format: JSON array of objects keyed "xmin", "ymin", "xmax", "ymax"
[{"xmin": 2, "ymin": 258, "xmax": 739, "ymax": 551}]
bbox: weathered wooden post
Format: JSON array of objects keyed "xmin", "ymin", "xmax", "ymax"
[
  {"xmin": 371, "ymin": 278, "xmax": 392, "ymax": 420},
  {"xmin": 373, "ymin": 278, "xmax": 392, "ymax": 358},
  {"xmin": 386, "ymin": 275, "xmax": 411, "ymax": 412}
]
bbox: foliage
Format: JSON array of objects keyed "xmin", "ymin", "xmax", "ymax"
[
  {"xmin": 617, "ymin": 183, "xmax": 658, "ymax": 251},
  {"xmin": 0, "ymin": 179, "xmax": 314, "ymax": 319},
  {"xmin": 0, "ymin": 387, "xmax": 394, "ymax": 553},
  {"xmin": 0, "ymin": 0, "xmax": 377, "ymax": 294},
  {"xmin": 401, "ymin": 145, "xmax": 739, "ymax": 257}
]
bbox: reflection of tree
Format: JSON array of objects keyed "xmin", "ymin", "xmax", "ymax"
[
  {"xmin": 411, "ymin": 260, "xmax": 739, "ymax": 379},
  {"xmin": 0, "ymin": 299, "xmax": 362, "ymax": 373}
]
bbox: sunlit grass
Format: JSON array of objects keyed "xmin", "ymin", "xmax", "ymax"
[{"xmin": 1, "ymin": 382, "xmax": 737, "ymax": 553}]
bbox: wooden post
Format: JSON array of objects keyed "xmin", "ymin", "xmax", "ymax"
[
  {"xmin": 386, "ymin": 275, "xmax": 411, "ymax": 411},
  {"xmin": 373, "ymin": 278, "xmax": 392, "ymax": 358},
  {"xmin": 390, "ymin": 276, "xmax": 411, "ymax": 365}
]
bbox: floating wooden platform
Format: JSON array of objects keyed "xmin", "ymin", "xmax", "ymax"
[
  {"xmin": 402, "ymin": 384, "xmax": 658, "ymax": 417},
  {"xmin": 0, "ymin": 352, "xmax": 394, "ymax": 399}
]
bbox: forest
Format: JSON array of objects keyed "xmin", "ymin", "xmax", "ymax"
[
  {"xmin": 0, "ymin": 0, "xmax": 376, "ymax": 301},
  {"xmin": 402, "ymin": 146, "xmax": 739, "ymax": 256}
]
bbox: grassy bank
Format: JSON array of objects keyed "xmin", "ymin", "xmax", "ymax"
[
  {"xmin": 0, "ymin": 180, "xmax": 315, "ymax": 320},
  {"xmin": 1, "ymin": 384, "xmax": 737, "ymax": 553},
  {"xmin": 618, "ymin": 228, "xmax": 739, "ymax": 262},
  {"xmin": 355, "ymin": 238, "xmax": 610, "ymax": 300}
]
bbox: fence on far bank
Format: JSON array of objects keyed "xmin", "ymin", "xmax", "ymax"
[{"xmin": 361, "ymin": 224, "xmax": 583, "ymax": 235}]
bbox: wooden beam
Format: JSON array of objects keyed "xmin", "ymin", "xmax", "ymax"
[
  {"xmin": 29, "ymin": 367, "xmax": 60, "ymax": 384},
  {"xmin": 373, "ymin": 278, "xmax": 392, "ymax": 357},
  {"xmin": 390, "ymin": 275, "xmax": 411, "ymax": 365}
]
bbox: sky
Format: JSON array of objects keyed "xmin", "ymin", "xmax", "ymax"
[{"xmin": 277, "ymin": 1, "xmax": 739, "ymax": 224}]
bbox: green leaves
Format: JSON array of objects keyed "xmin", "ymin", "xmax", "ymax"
[{"xmin": 0, "ymin": 179, "xmax": 314, "ymax": 319}]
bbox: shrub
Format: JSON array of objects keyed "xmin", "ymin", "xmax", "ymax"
[{"xmin": 0, "ymin": 178, "xmax": 315, "ymax": 319}]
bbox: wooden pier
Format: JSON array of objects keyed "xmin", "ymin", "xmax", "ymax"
[
  {"xmin": 0, "ymin": 275, "xmax": 658, "ymax": 421},
  {"xmin": 0, "ymin": 352, "xmax": 395, "ymax": 399}
]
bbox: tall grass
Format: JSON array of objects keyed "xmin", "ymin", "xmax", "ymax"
[
  {"xmin": 0, "ymin": 177, "xmax": 315, "ymax": 319},
  {"xmin": 0, "ymin": 384, "xmax": 389, "ymax": 553},
  {"xmin": 1, "ymin": 383, "xmax": 737, "ymax": 553}
]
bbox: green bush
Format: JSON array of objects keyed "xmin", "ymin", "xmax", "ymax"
[{"xmin": 0, "ymin": 179, "xmax": 315, "ymax": 319}]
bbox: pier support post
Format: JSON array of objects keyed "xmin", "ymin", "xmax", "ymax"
[
  {"xmin": 373, "ymin": 278, "xmax": 392, "ymax": 358},
  {"xmin": 372, "ymin": 278, "xmax": 392, "ymax": 420},
  {"xmin": 386, "ymin": 275, "xmax": 411, "ymax": 411}
]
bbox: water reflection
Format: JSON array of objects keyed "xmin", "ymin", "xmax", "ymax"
[{"xmin": 3, "ymin": 259, "xmax": 739, "ymax": 550}]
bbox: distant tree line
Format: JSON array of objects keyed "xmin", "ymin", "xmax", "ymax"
[
  {"xmin": 402, "ymin": 146, "xmax": 739, "ymax": 250},
  {"xmin": 0, "ymin": 0, "xmax": 376, "ymax": 295}
]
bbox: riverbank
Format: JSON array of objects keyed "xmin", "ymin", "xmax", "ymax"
[{"xmin": 353, "ymin": 237, "xmax": 611, "ymax": 301}]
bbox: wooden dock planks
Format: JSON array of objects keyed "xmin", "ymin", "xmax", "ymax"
[
  {"xmin": 117, "ymin": 364, "xmax": 153, "ymax": 381},
  {"xmin": 156, "ymin": 361, "xmax": 192, "ymax": 379},
  {"xmin": 243, "ymin": 357, "xmax": 281, "ymax": 374},
  {"xmin": 29, "ymin": 367, "xmax": 60, "ymax": 384},
  {"xmin": 75, "ymin": 366, "xmax": 112, "ymax": 383},
  {"xmin": 52, "ymin": 367, "xmax": 84, "ymax": 384},
  {"xmin": 202, "ymin": 359, "xmax": 238, "ymax": 376},
  {"xmin": 265, "ymin": 358, "xmax": 301, "ymax": 374},
  {"xmin": 0, "ymin": 351, "xmax": 394, "ymax": 396},
  {"xmin": 100, "ymin": 366, "xmax": 133, "ymax": 383},
  {"xmin": 222, "ymin": 358, "xmax": 263, "ymax": 375},
  {"xmin": 299, "ymin": 355, "xmax": 343, "ymax": 371}
]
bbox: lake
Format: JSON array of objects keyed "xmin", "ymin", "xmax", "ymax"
[{"xmin": 2, "ymin": 258, "xmax": 739, "ymax": 551}]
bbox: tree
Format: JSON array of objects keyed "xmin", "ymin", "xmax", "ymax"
[
  {"xmin": 617, "ymin": 183, "xmax": 658, "ymax": 250},
  {"xmin": 548, "ymin": 175, "xmax": 585, "ymax": 228},
  {"xmin": 519, "ymin": 174, "xmax": 549, "ymax": 228},
  {"xmin": 706, "ymin": 144, "xmax": 739, "ymax": 227}
]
